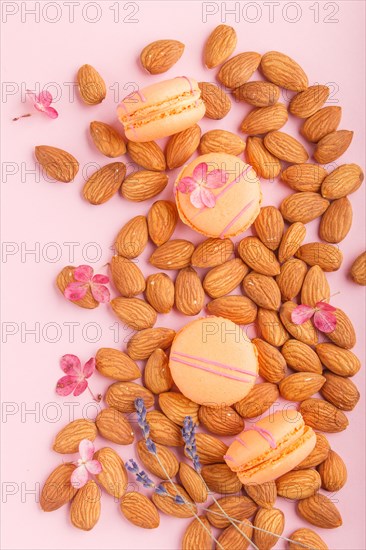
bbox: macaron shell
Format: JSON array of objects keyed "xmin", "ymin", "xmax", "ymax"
[
  {"xmin": 169, "ymin": 316, "xmax": 258, "ymax": 406},
  {"xmin": 175, "ymin": 153, "xmax": 262, "ymax": 238},
  {"xmin": 237, "ymin": 426, "xmax": 316, "ymax": 485},
  {"xmin": 117, "ymin": 76, "xmax": 205, "ymax": 142}
]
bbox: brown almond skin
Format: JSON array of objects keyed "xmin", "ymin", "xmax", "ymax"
[
  {"xmin": 279, "ymin": 372, "xmax": 326, "ymax": 401},
  {"xmin": 175, "ymin": 267, "xmax": 205, "ymax": 316},
  {"xmin": 318, "ymin": 450, "xmax": 347, "ymax": 492},
  {"xmin": 295, "ymin": 242, "xmax": 343, "ymax": 272},
  {"xmin": 294, "ymin": 433, "xmax": 330, "ymax": 470},
  {"xmin": 276, "ymin": 259, "xmax": 308, "ymax": 301},
  {"xmin": 321, "ymin": 371, "xmax": 360, "ymax": 411},
  {"xmin": 206, "ymin": 496, "xmax": 257, "ymax": 528},
  {"xmin": 96, "ymin": 348, "xmax": 140, "ymax": 381},
  {"xmin": 288, "ymin": 528, "xmax": 328, "ymax": 550},
  {"xmin": 179, "ymin": 463, "xmax": 208, "ymax": 503},
  {"xmin": 280, "ymin": 301, "xmax": 318, "ymax": 346},
  {"xmin": 147, "ymin": 411, "xmax": 184, "ymax": 446},
  {"xmin": 278, "ymin": 222, "xmax": 306, "ymax": 263},
  {"xmin": 191, "ymin": 237, "xmax": 234, "ymax": 268},
  {"xmin": 246, "ymin": 136, "xmax": 282, "ymax": 180},
  {"xmin": 207, "ymin": 296, "xmax": 257, "ymax": 325},
  {"xmin": 35, "ymin": 145, "xmax": 79, "ymax": 183},
  {"xmin": 144, "ymin": 349, "xmax": 173, "ymax": 394},
  {"xmin": 201, "ymin": 464, "xmax": 242, "ymax": 494},
  {"xmin": 281, "ymin": 163, "xmax": 328, "ymax": 193},
  {"xmin": 245, "ymin": 481, "xmax": 277, "ymax": 509},
  {"xmin": 166, "ymin": 124, "xmax": 201, "ymax": 170},
  {"xmin": 301, "ymin": 265, "xmax": 330, "ymax": 307},
  {"xmin": 147, "ymin": 200, "xmax": 178, "ymax": 246},
  {"xmin": 200, "ymin": 129, "xmax": 246, "ymax": 156},
  {"xmin": 152, "ymin": 482, "xmax": 196, "ymax": 518},
  {"xmin": 280, "ymin": 192, "xmax": 329, "ymax": 224},
  {"xmin": 182, "ymin": 516, "xmax": 212, "ymax": 550},
  {"xmin": 253, "ymin": 507, "xmax": 285, "ymax": 550},
  {"xmin": 238, "ymin": 237, "xmax": 280, "ymax": 276},
  {"xmin": 121, "ymin": 170, "xmax": 168, "ymax": 201},
  {"xmin": 53, "ymin": 419, "xmax": 97, "ymax": 454},
  {"xmin": 70, "ymin": 480, "xmax": 101, "ymax": 531},
  {"xmin": 159, "ymin": 392, "xmax": 200, "ymax": 426},
  {"xmin": 260, "ymin": 51, "xmax": 308, "ymax": 91},
  {"xmin": 321, "ymin": 163, "xmax": 364, "ymax": 199},
  {"xmin": 253, "ymin": 206, "xmax": 284, "ymax": 250},
  {"xmin": 241, "ymin": 103, "xmax": 288, "ymax": 135},
  {"xmin": 137, "ymin": 439, "xmax": 179, "ymax": 479},
  {"xmin": 301, "ymin": 106, "xmax": 342, "ymax": 143},
  {"xmin": 40, "ymin": 463, "xmax": 77, "ymax": 511},
  {"xmin": 203, "ymin": 258, "xmax": 248, "ymax": 298},
  {"xmin": 127, "ymin": 140, "xmax": 166, "ymax": 171},
  {"xmin": 57, "ymin": 266, "xmax": 98, "ymax": 309},
  {"xmin": 194, "ymin": 433, "xmax": 228, "ymax": 465},
  {"xmin": 114, "ymin": 215, "xmax": 148, "ymax": 258},
  {"xmin": 149, "ymin": 239, "xmax": 194, "ymax": 270},
  {"xmin": 120, "ymin": 492, "xmax": 160, "ymax": 529},
  {"xmin": 314, "ymin": 130, "xmax": 353, "ymax": 164},
  {"xmin": 218, "ymin": 52, "xmax": 262, "ymax": 89},
  {"xmin": 198, "ymin": 82, "xmax": 231, "ymax": 119},
  {"xmin": 243, "ymin": 272, "xmax": 281, "ymax": 310},
  {"xmin": 105, "ymin": 382, "xmax": 154, "ymax": 412},
  {"xmin": 235, "ymin": 382, "xmax": 279, "ymax": 419},
  {"xmin": 127, "ymin": 327, "xmax": 176, "ymax": 360},
  {"xmin": 327, "ymin": 309, "xmax": 356, "ymax": 349},
  {"xmin": 257, "ymin": 308, "xmax": 290, "ymax": 347},
  {"xmin": 281, "ymin": 340, "xmax": 323, "ymax": 374},
  {"xmin": 319, "ymin": 197, "xmax": 353, "ymax": 243},
  {"xmin": 77, "ymin": 64, "xmax": 106, "ymax": 105},
  {"xmin": 297, "ymin": 493, "xmax": 342, "ymax": 529},
  {"xmin": 110, "ymin": 297, "xmax": 157, "ymax": 330},
  {"xmin": 300, "ymin": 398, "xmax": 349, "ymax": 433},
  {"xmin": 110, "ymin": 256, "xmax": 146, "ymax": 297},
  {"xmin": 140, "ymin": 39, "xmax": 184, "ymax": 74},
  {"xmin": 217, "ymin": 518, "xmax": 253, "ymax": 550},
  {"xmin": 145, "ymin": 273, "xmax": 175, "ymax": 313},
  {"xmin": 83, "ymin": 162, "xmax": 126, "ymax": 205},
  {"xmin": 198, "ymin": 405, "xmax": 243, "ymax": 436},
  {"xmin": 96, "ymin": 408, "xmax": 134, "ymax": 445},
  {"xmin": 289, "ymin": 84, "xmax": 330, "ymax": 118},
  {"xmin": 94, "ymin": 447, "xmax": 128, "ymax": 499},
  {"xmin": 253, "ymin": 338, "xmax": 286, "ymax": 383},
  {"xmin": 233, "ymin": 81, "xmax": 280, "ymax": 107},
  {"xmin": 204, "ymin": 24, "xmax": 237, "ymax": 69},
  {"xmin": 264, "ymin": 131, "xmax": 309, "ymax": 163},
  {"xmin": 90, "ymin": 121, "xmax": 126, "ymax": 158},
  {"xmin": 350, "ymin": 251, "xmax": 366, "ymax": 285},
  {"xmin": 315, "ymin": 343, "xmax": 360, "ymax": 377}
]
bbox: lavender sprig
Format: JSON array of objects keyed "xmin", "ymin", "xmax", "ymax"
[{"xmin": 134, "ymin": 397, "xmax": 157, "ymax": 454}]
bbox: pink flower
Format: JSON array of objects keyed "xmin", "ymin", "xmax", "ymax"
[
  {"xmin": 71, "ymin": 439, "xmax": 102, "ymax": 489},
  {"xmin": 56, "ymin": 354, "xmax": 95, "ymax": 397},
  {"xmin": 291, "ymin": 301, "xmax": 337, "ymax": 333},
  {"xmin": 26, "ymin": 90, "xmax": 58, "ymax": 119},
  {"xmin": 177, "ymin": 162, "xmax": 228, "ymax": 209},
  {"xmin": 64, "ymin": 265, "xmax": 110, "ymax": 303}
]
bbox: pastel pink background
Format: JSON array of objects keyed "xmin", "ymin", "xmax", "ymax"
[{"xmin": 1, "ymin": 1, "xmax": 365, "ymax": 549}]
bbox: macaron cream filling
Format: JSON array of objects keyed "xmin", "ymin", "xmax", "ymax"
[{"xmin": 120, "ymin": 91, "xmax": 203, "ymax": 130}]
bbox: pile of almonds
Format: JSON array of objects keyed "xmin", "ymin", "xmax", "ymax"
[{"xmin": 38, "ymin": 22, "xmax": 365, "ymax": 550}]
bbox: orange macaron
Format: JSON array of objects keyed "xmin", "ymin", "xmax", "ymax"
[
  {"xmin": 175, "ymin": 153, "xmax": 262, "ymax": 238},
  {"xmin": 224, "ymin": 410, "xmax": 316, "ymax": 485},
  {"xmin": 169, "ymin": 316, "xmax": 258, "ymax": 407},
  {"xmin": 117, "ymin": 76, "xmax": 205, "ymax": 142}
]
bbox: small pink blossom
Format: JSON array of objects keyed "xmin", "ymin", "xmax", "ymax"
[
  {"xmin": 177, "ymin": 162, "xmax": 228, "ymax": 209},
  {"xmin": 291, "ymin": 301, "xmax": 337, "ymax": 333},
  {"xmin": 56, "ymin": 354, "xmax": 95, "ymax": 397},
  {"xmin": 64, "ymin": 265, "xmax": 110, "ymax": 303},
  {"xmin": 27, "ymin": 90, "xmax": 58, "ymax": 119},
  {"xmin": 71, "ymin": 439, "xmax": 102, "ymax": 489}
]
